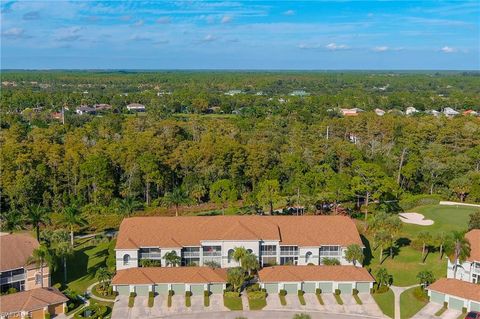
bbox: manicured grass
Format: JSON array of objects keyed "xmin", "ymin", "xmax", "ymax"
[
  {"xmin": 204, "ymin": 294, "xmax": 210, "ymax": 307},
  {"xmin": 334, "ymin": 294, "xmax": 343, "ymax": 305},
  {"xmin": 248, "ymin": 296, "xmax": 267, "ymax": 310},
  {"xmin": 148, "ymin": 294, "xmax": 154, "ymax": 307},
  {"xmin": 167, "ymin": 295, "xmax": 172, "ymax": 307},
  {"xmin": 52, "ymin": 238, "xmax": 111, "ymax": 294},
  {"xmin": 372, "ymin": 288, "xmax": 394, "ymax": 319},
  {"xmin": 365, "ymin": 204, "xmax": 476, "ymax": 287},
  {"xmin": 435, "ymin": 306, "xmax": 447, "ymax": 316},
  {"xmin": 353, "ymin": 294, "xmax": 363, "ymax": 305},
  {"xmin": 316, "ymin": 294, "xmax": 324, "ymax": 305},
  {"xmin": 400, "ymin": 287, "xmax": 428, "ymax": 319},
  {"xmin": 223, "ymin": 295, "xmax": 243, "ymax": 310},
  {"xmin": 91, "ymin": 284, "xmax": 116, "ymax": 300},
  {"xmin": 128, "ymin": 295, "xmax": 135, "ymax": 308},
  {"xmin": 185, "ymin": 295, "xmax": 191, "ymax": 307},
  {"xmin": 279, "ymin": 294, "xmax": 287, "ymax": 306},
  {"xmin": 298, "ymin": 294, "xmax": 306, "ymax": 306}
]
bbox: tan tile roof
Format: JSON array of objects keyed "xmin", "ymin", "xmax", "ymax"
[
  {"xmin": 112, "ymin": 267, "xmax": 227, "ymax": 285},
  {"xmin": 258, "ymin": 265, "xmax": 375, "ymax": 283},
  {"xmin": 466, "ymin": 229, "xmax": 480, "ymax": 262},
  {"xmin": 0, "ymin": 234, "xmax": 39, "ymax": 271},
  {"xmin": 428, "ymin": 278, "xmax": 480, "ymax": 302},
  {"xmin": 0, "ymin": 288, "xmax": 68, "ymax": 314},
  {"xmin": 115, "ymin": 216, "xmax": 362, "ymax": 249}
]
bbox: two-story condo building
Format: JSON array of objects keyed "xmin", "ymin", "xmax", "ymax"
[
  {"xmin": 115, "ymin": 215, "xmax": 364, "ymax": 271},
  {"xmin": 0, "ymin": 234, "xmax": 50, "ymax": 293},
  {"xmin": 447, "ymin": 229, "xmax": 480, "ymax": 283}
]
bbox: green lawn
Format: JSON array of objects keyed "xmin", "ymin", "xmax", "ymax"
[
  {"xmin": 365, "ymin": 204, "xmax": 476, "ymax": 287},
  {"xmin": 400, "ymin": 286, "xmax": 428, "ymax": 319},
  {"xmin": 52, "ymin": 238, "xmax": 111, "ymax": 294},
  {"xmin": 248, "ymin": 297, "xmax": 267, "ymax": 310},
  {"xmin": 224, "ymin": 295, "xmax": 243, "ymax": 310},
  {"xmin": 372, "ymin": 288, "xmax": 394, "ymax": 319}
]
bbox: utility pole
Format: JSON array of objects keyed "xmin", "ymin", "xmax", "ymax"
[{"xmin": 326, "ymin": 126, "xmax": 329, "ymax": 140}]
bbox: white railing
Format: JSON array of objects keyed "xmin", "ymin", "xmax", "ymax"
[
  {"xmin": 203, "ymin": 252, "xmax": 222, "ymax": 257},
  {"xmin": 139, "ymin": 253, "xmax": 162, "ymax": 259},
  {"xmin": 183, "ymin": 252, "xmax": 200, "ymax": 258},
  {"xmin": 0, "ymin": 273, "xmax": 25, "ymax": 284}
]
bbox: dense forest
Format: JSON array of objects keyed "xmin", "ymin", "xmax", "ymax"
[{"xmin": 1, "ymin": 71, "xmax": 479, "ymax": 232}]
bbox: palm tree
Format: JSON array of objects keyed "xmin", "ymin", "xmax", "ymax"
[
  {"xmin": 345, "ymin": 244, "xmax": 364, "ymax": 266},
  {"xmin": 375, "ymin": 267, "xmax": 391, "ymax": 289},
  {"xmin": 162, "ymin": 188, "xmax": 190, "ymax": 217},
  {"xmin": 117, "ymin": 197, "xmax": 142, "ymax": 218},
  {"xmin": 435, "ymin": 231, "xmax": 449, "ymax": 260},
  {"xmin": 55, "ymin": 241, "xmax": 73, "ymax": 286},
  {"xmin": 61, "ymin": 205, "xmax": 87, "ymax": 247},
  {"xmin": 374, "ymin": 230, "xmax": 390, "ymax": 264},
  {"xmin": 0, "ymin": 209, "xmax": 25, "ymax": 233},
  {"xmin": 241, "ymin": 253, "xmax": 259, "ymax": 276},
  {"xmin": 28, "ymin": 245, "xmax": 52, "ymax": 288},
  {"xmin": 416, "ymin": 271, "xmax": 435, "ymax": 290},
  {"xmin": 416, "ymin": 231, "xmax": 432, "ymax": 263},
  {"xmin": 232, "ymin": 247, "xmax": 248, "ymax": 267},
  {"xmin": 227, "ymin": 267, "xmax": 245, "ymax": 292},
  {"xmin": 26, "ymin": 204, "xmax": 50, "ymax": 241},
  {"xmin": 163, "ymin": 251, "xmax": 181, "ymax": 267},
  {"xmin": 446, "ymin": 231, "xmax": 471, "ymax": 278},
  {"xmin": 96, "ymin": 267, "xmax": 112, "ymax": 294}
]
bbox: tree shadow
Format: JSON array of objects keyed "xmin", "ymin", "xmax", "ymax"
[
  {"xmin": 360, "ymin": 234, "xmax": 373, "ymax": 266},
  {"xmin": 396, "ymin": 237, "xmax": 411, "ymax": 248}
]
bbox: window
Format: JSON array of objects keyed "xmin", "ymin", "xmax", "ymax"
[
  {"xmin": 139, "ymin": 248, "xmax": 161, "ymax": 259},
  {"xmin": 35, "ymin": 273, "xmax": 42, "ymax": 285},
  {"xmin": 320, "ymin": 246, "xmax": 341, "ymax": 256},
  {"xmin": 123, "ymin": 254, "xmax": 131, "ymax": 266},
  {"xmin": 280, "ymin": 256, "xmax": 298, "ymax": 265},
  {"xmin": 227, "ymin": 249, "xmax": 235, "ymax": 263},
  {"xmin": 305, "ymin": 251, "xmax": 313, "ymax": 264},
  {"xmin": 280, "ymin": 246, "xmax": 298, "ymax": 256},
  {"xmin": 261, "ymin": 245, "xmax": 277, "ymax": 256}
]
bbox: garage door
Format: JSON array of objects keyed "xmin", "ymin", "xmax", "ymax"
[
  {"xmin": 303, "ymin": 282, "xmax": 316, "ymax": 293},
  {"xmin": 284, "ymin": 283, "xmax": 298, "ymax": 294},
  {"xmin": 135, "ymin": 285, "xmax": 150, "ymax": 296},
  {"xmin": 116, "ymin": 285, "xmax": 130, "ymax": 296},
  {"xmin": 430, "ymin": 291, "xmax": 445, "ymax": 304},
  {"xmin": 265, "ymin": 283, "xmax": 279, "ymax": 294},
  {"xmin": 319, "ymin": 282, "xmax": 333, "ymax": 293},
  {"xmin": 155, "ymin": 284, "xmax": 169, "ymax": 295},
  {"xmin": 190, "ymin": 284, "xmax": 204, "ymax": 295},
  {"xmin": 471, "ymin": 302, "xmax": 480, "ymax": 312},
  {"xmin": 356, "ymin": 283, "xmax": 370, "ymax": 293},
  {"xmin": 449, "ymin": 297, "xmax": 464, "ymax": 311},
  {"xmin": 31, "ymin": 309, "xmax": 44, "ymax": 319},
  {"xmin": 209, "ymin": 284, "xmax": 224, "ymax": 294},
  {"xmin": 172, "ymin": 284, "xmax": 186, "ymax": 295},
  {"xmin": 338, "ymin": 283, "xmax": 352, "ymax": 294}
]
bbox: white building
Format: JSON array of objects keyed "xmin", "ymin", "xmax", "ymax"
[
  {"xmin": 443, "ymin": 107, "xmax": 459, "ymax": 117},
  {"xmin": 126, "ymin": 103, "xmax": 146, "ymax": 112},
  {"xmin": 405, "ymin": 106, "xmax": 419, "ymax": 115},
  {"xmin": 75, "ymin": 105, "xmax": 96, "ymax": 115},
  {"xmin": 447, "ymin": 230, "xmax": 480, "ymax": 283},
  {"xmin": 425, "ymin": 110, "xmax": 441, "ymax": 117},
  {"xmin": 374, "ymin": 108, "xmax": 385, "ymax": 116},
  {"xmin": 115, "ymin": 215, "xmax": 364, "ymax": 271}
]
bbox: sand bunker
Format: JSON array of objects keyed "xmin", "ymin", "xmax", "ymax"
[{"xmin": 399, "ymin": 213, "xmax": 434, "ymax": 226}]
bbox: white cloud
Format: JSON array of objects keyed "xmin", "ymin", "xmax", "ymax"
[
  {"xmin": 202, "ymin": 34, "xmax": 217, "ymax": 42},
  {"xmin": 373, "ymin": 46, "xmax": 389, "ymax": 52},
  {"xmin": 440, "ymin": 46, "xmax": 457, "ymax": 53},
  {"xmin": 325, "ymin": 43, "xmax": 349, "ymax": 50},
  {"xmin": 283, "ymin": 10, "xmax": 295, "ymax": 16},
  {"xmin": 2, "ymin": 27, "xmax": 27, "ymax": 39},
  {"xmin": 156, "ymin": 16, "xmax": 171, "ymax": 24},
  {"xmin": 297, "ymin": 43, "xmax": 321, "ymax": 50},
  {"xmin": 221, "ymin": 15, "xmax": 232, "ymax": 24},
  {"xmin": 132, "ymin": 19, "xmax": 144, "ymax": 27},
  {"xmin": 55, "ymin": 26, "xmax": 82, "ymax": 42}
]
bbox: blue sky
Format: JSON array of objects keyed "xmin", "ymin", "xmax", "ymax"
[{"xmin": 1, "ymin": 1, "xmax": 479, "ymax": 70}]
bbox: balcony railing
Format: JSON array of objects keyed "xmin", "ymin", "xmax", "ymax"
[
  {"xmin": 320, "ymin": 251, "xmax": 341, "ymax": 257},
  {"xmin": 0, "ymin": 273, "xmax": 25, "ymax": 285},
  {"xmin": 279, "ymin": 251, "xmax": 299, "ymax": 256},
  {"xmin": 203, "ymin": 252, "xmax": 222, "ymax": 257},
  {"xmin": 183, "ymin": 252, "xmax": 200, "ymax": 258},
  {"xmin": 139, "ymin": 253, "xmax": 162, "ymax": 259},
  {"xmin": 261, "ymin": 251, "xmax": 277, "ymax": 256}
]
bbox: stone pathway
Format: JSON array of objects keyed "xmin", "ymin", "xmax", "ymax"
[
  {"xmin": 390, "ymin": 285, "xmax": 418, "ymax": 319},
  {"xmin": 241, "ymin": 293, "xmax": 250, "ymax": 310}
]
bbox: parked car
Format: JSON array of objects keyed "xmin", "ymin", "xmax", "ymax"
[{"xmin": 465, "ymin": 311, "xmax": 480, "ymax": 319}]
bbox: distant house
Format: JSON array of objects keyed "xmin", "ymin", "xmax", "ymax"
[
  {"xmin": 256, "ymin": 91, "xmax": 264, "ymax": 96},
  {"xmin": 51, "ymin": 112, "xmax": 62, "ymax": 120},
  {"xmin": 157, "ymin": 91, "xmax": 172, "ymax": 96},
  {"xmin": 425, "ymin": 110, "xmax": 441, "ymax": 117},
  {"xmin": 340, "ymin": 108, "xmax": 364, "ymax": 117},
  {"xmin": 405, "ymin": 106, "xmax": 419, "ymax": 115},
  {"xmin": 75, "ymin": 105, "xmax": 96, "ymax": 115},
  {"xmin": 463, "ymin": 109, "xmax": 479, "ymax": 116},
  {"xmin": 127, "ymin": 103, "xmax": 146, "ymax": 112},
  {"xmin": 387, "ymin": 109, "xmax": 404, "ymax": 115},
  {"xmin": 374, "ymin": 108, "xmax": 385, "ymax": 116},
  {"xmin": 289, "ymin": 90, "xmax": 310, "ymax": 97},
  {"xmin": 443, "ymin": 107, "xmax": 459, "ymax": 117},
  {"xmin": 225, "ymin": 90, "xmax": 242, "ymax": 96},
  {"xmin": 94, "ymin": 103, "xmax": 112, "ymax": 111}
]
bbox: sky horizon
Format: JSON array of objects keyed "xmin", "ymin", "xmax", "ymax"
[{"xmin": 1, "ymin": 1, "xmax": 479, "ymax": 70}]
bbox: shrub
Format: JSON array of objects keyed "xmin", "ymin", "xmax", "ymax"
[
  {"xmin": 224, "ymin": 291, "xmax": 240, "ymax": 298},
  {"xmin": 204, "ymin": 290, "xmax": 210, "ymax": 297},
  {"xmin": 148, "ymin": 291, "xmax": 154, "ymax": 307},
  {"xmin": 315, "ymin": 288, "xmax": 322, "ymax": 295},
  {"xmin": 246, "ymin": 283, "xmax": 261, "ymax": 292},
  {"xmin": 247, "ymin": 290, "xmax": 266, "ymax": 300},
  {"xmin": 462, "ymin": 307, "xmax": 467, "ymax": 313},
  {"xmin": 334, "ymin": 289, "xmax": 341, "ymax": 295},
  {"xmin": 352, "ymin": 288, "xmax": 359, "ymax": 295},
  {"xmin": 44, "ymin": 313, "xmax": 51, "ymax": 319},
  {"xmin": 185, "ymin": 291, "xmax": 192, "ymax": 297},
  {"xmin": 129, "ymin": 292, "xmax": 136, "ymax": 298},
  {"xmin": 279, "ymin": 289, "xmax": 287, "ymax": 296},
  {"xmin": 73, "ymin": 305, "xmax": 107, "ymax": 319},
  {"xmin": 149, "ymin": 291, "xmax": 154, "ymax": 298},
  {"xmin": 297, "ymin": 290, "xmax": 304, "ymax": 296},
  {"xmin": 399, "ymin": 194, "xmax": 441, "ymax": 211},
  {"xmin": 168, "ymin": 290, "xmax": 174, "ymax": 296},
  {"xmin": 443, "ymin": 301, "xmax": 448, "ymax": 308}
]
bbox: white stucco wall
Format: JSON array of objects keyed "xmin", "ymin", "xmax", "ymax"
[{"xmin": 116, "ymin": 249, "xmax": 139, "ymax": 270}]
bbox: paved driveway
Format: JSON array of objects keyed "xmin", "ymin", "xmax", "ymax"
[
  {"xmin": 411, "ymin": 303, "xmax": 462, "ymax": 319},
  {"xmin": 207, "ymin": 294, "xmax": 227, "ymax": 312},
  {"xmin": 150, "ymin": 295, "xmax": 168, "ymax": 317},
  {"xmin": 111, "ymin": 295, "xmax": 130, "ymax": 319},
  {"xmin": 303, "ymin": 293, "xmax": 325, "ymax": 311},
  {"xmin": 169, "ymin": 295, "xmax": 188, "ymax": 313},
  {"xmin": 264, "ymin": 293, "xmax": 282, "ymax": 310},
  {"xmin": 190, "ymin": 295, "xmax": 205, "ymax": 312}
]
